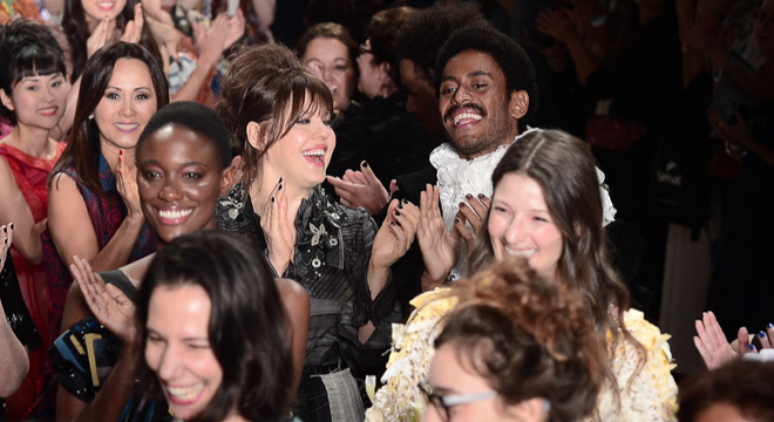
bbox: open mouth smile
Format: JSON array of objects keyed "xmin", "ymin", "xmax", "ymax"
[{"xmin": 302, "ymin": 145, "xmax": 328, "ymax": 167}]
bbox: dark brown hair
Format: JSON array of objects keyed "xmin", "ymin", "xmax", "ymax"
[
  {"xmin": 678, "ymin": 360, "xmax": 774, "ymax": 422},
  {"xmin": 435, "ymin": 257, "xmax": 608, "ymax": 422},
  {"xmin": 468, "ymin": 129, "xmax": 644, "ymax": 384},
  {"xmin": 62, "ymin": 0, "xmax": 161, "ymax": 80},
  {"xmin": 366, "ymin": 6, "xmax": 413, "ymax": 86},
  {"xmin": 216, "ymin": 44, "xmax": 332, "ymax": 184},
  {"xmin": 136, "ymin": 231, "xmax": 293, "ymax": 421},
  {"xmin": 49, "ymin": 42, "xmax": 169, "ymax": 199},
  {"xmin": 295, "ymin": 22, "xmax": 358, "ymax": 67}
]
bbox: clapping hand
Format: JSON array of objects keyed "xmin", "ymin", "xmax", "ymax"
[
  {"xmin": 71, "ymin": 255, "xmax": 136, "ymax": 343},
  {"xmin": 261, "ymin": 178, "xmax": 296, "ymax": 275},
  {"xmin": 1, "ymin": 223, "xmax": 13, "ymax": 273},
  {"xmin": 326, "ymin": 161, "xmax": 398, "ymax": 214},
  {"xmin": 115, "ymin": 150, "xmax": 143, "ymax": 220},
  {"xmin": 417, "ymin": 185, "xmax": 458, "ymax": 285},
  {"xmin": 454, "ymin": 193, "xmax": 490, "ymax": 252},
  {"xmin": 370, "ymin": 199, "xmax": 419, "ymax": 272}
]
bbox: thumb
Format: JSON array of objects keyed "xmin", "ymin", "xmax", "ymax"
[{"xmin": 389, "ymin": 179, "xmax": 399, "ymax": 197}]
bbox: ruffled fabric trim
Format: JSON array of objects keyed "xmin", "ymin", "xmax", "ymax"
[
  {"xmin": 587, "ymin": 309, "xmax": 678, "ymax": 422},
  {"xmin": 365, "ymin": 289, "xmax": 457, "ymax": 422}
]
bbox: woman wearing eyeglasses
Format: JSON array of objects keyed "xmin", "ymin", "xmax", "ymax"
[{"xmin": 418, "ymin": 258, "xmax": 607, "ymax": 422}]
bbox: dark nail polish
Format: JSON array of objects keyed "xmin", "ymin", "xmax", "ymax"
[
  {"xmin": 279, "ymin": 177, "xmax": 283, "ymax": 183},
  {"xmin": 9, "ymin": 223, "xmax": 13, "ymax": 230},
  {"xmin": 2, "ymin": 226, "xmax": 5, "ymax": 233},
  {"xmin": 362, "ymin": 161, "xmax": 368, "ymax": 168},
  {"xmin": 4, "ymin": 239, "xmax": 6, "ymax": 244},
  {"xmin": 455, "ymin": 217, "xmax": 461, "ymax": 224},
  {"xmin": 478, "ymin": 193, "xmax": 485, "ymax": 199},
  {"xmin": 750, "ymin": 344, "xmax": 756, "ymax": 351},
  {"xmin": 278, "ymin": 184, "xmax": 283, "ymax": 191},
  {"xmin": 271, "ymin": 197, "xmax": 275, "ymax": 203},
  {"xmin": 465, "ymin": 194, "xmax": 473, "ymax": 200},
  {"xmin": 459, "ymin": 202, "xmax": 466, "ymax": 208},
  {"xmin": 390, "ymin": 222, "xmax": 395, "ymax": 227},
  {"xmin": 761, "ymin": 331, "xmax": 767, "ymax": 338},
  {"xmin": 394, "ymin": 210, "xmax": 401, "ymax": 217},
  {"xmin": 769, "ymin": 323, "xmax": 773, "ymax": 329},
  {"xmin": 401, "ymin": 198, "xmax": 408, "ymax": 204},
  {"xmin": 395, "ymin": 220, "xmax": 402, "ymax": 227},
  {"xmin": 397, "ymin": 202, "xmax": 403, "ymax": 209}
]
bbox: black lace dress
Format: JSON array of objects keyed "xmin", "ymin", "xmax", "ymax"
[{"xmin": 216, "ymin": 184, "xmax": 398, "ymax": 422}]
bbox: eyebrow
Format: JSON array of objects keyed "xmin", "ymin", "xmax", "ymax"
[
  {"xmin": 140, "ymin": 159, "xmax": 209, "ymax": 167},
  {"xmin": 106, "ymin": 86, "xmax": 152, "ymax": 91},
  {"xmin": 440, "ymin": 70, "xmax": 494, "ymax": 84}
]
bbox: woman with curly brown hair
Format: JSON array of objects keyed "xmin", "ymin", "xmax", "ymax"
[{"xmin": 421, "ymin": 257, "xmax": 608, "ymax": 422}]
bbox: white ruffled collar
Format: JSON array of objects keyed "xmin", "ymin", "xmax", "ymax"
[{"xmin": 429, "ymin": 127, "xmax": 616, "ymax": 231}]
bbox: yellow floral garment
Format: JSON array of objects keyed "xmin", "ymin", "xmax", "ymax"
[{"xmin": 365, "ymin": 290, "xmax": 678, "ymax": 422}]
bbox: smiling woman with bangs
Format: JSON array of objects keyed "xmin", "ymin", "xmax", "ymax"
[{"xmin": 216, "ymin": 43, "xmax": 418, "ymax": 422}]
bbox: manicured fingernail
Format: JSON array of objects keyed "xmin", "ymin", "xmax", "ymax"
[
  {"xmin": 271, "ymin": 197, "xmax": 275, "ymax": 203},
  {"xmin": 397, "ymin": 202, "xmax": 403, "ymax": 209},
  {"xmin": 4, "ymin": 238, "xmax": 7, "ymax": 244},
  {"xmin": 455, "ymin": 217, "xmax": 461, "ymax": 224},
  {"xmin": 750, "ymin": 344, "xmax": 756, "ymax": 351},
  {"xmin": 278, "ymin": 184, "xmax": 283, "ymax": 191},
  {"xmin": 465, "ymin": 194, "xmax": 473, "ymax": 200},
  {"xmin": 279, "ymin": 177, "xmax": 283, "ymax": 183},
  {"xmin": 459, "ymin": 202, "xmax": 466, "ymax": 208},
  {"xmin": 2, "ymin": 226, "xmax": 5, "ymax": 233},
  {"xmin": 394, "ymin": 210, "xmax": 401, "ymax": 217},
  {"xmin": 119, "ymin": 149, "xmax": 123, "ymax": 156},
  {"xmin": 390, "ymin": 222, "xmax": 395, "ymax": 227},
  {"xmin": 9, "ymin": 223, "xmax": 13, "ymax": 230},
  {"xmin": 362, "ymin": 160, "xmax": 368, "ymax": 168},
  {"xmin": 768, "ymin": 323, "xmax": 773, "ymax": 329},
  {"xmin": 761, "ymin": 331, "xmax": 767, "ymax": 338},
  {"xmin": 395, "ymin": 220, "xmax": 402, "ymax": 227},
  {"xmin": 478, "ymin": 193, "xmax": 485, "ymax": 199},
  {"xmin": 401, "ymin": 198, "xmax": 408, "ymax": 204}
]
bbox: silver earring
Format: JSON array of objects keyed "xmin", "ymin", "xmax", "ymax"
[{"xmin": 88, "ymin": 114, "xmax": 94, "ymax": 120}]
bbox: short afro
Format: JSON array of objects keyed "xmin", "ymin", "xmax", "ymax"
[
  {"xmin": 137, "ymin": 101, "xmax": 232, "ymax": 169},
  {"xmin": 434, "ymin": 25, "xmax": 538, "ymax": 132},
  {"xmin": 395, "ymin": 2, "xmax": 488, "ymax": 83}
]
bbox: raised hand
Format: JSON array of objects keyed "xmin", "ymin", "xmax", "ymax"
[
  {"xmin": 261, "ymin": 178, "xmax": 296, "ymax": 275},
  {"xmin": 143, "ymin": 0, "xmax": 180, "ymax": 60},
  {"xmin": 536, "ymin": 8, "xmax": 579, "ymax": 45},
  {"xmin": 326, "ymin": 161, "xmax": 392, "ymax": 214},
  {"xmin": 417, "ymin": 185, "xmax": 458, "ymax": 283},
  {"xmin": 115, "ymin": 150, "xmax": 143, "ymax": 219},
  {"xmin": 119, "ymin": 3, "xmax": 145, "ymax": 44},
  {"xmin": 370, "ymin": 199, "xmax": 419, "ymax": 271},
  {"xmin": 193, "ymin": 12, "xmax": 240, "ymax": 68},
  {"xmin": 87, "ymin": 17, "xmax": 116, "ymax": 58},
  {"xmin": 1, "ymin": 223, "xmax": 13, "ymax": 273},
  {"xmin": 454, "ymin": 193, "xmax": 491, "ymax": 252},
  {"xmin": 694, "ymin": 311, "xmax": 737, "ymax": 370},
  {"xmin": 71, "ymin": 255, "xmax": 136, "ymax": 343}
]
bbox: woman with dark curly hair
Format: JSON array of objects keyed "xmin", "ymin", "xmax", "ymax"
[
  {"xmin": 137, "ymin": 231, "xmax": 297, "ymax": 422},
  {"xmin": 422, "ymin": 258, "xmax": 607, "ymax": 422}
]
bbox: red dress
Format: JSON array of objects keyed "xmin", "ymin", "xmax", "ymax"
[{"xmin": 0, "ymin": 140, "xmax": 66, "ymax": 421}]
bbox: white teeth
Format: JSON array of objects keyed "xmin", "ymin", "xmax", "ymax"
[
  {"xmin": 453, "ymin": 113, "xmax": 483, "ymax": 126},
  {"xmin": 302, "ymin": 149, "xmax": 325, "ymax": 156},
  {"xmin": 115, "ymin": 123, "xmax": 139, "ymax": 130},
  {"xmin": 38, "ymin": 107, "xmax": 57, "ymax": 114},
  {"xmin": 157, "ymin": 209, "xmax": 193, "ymax": 219},
  {"xmin": 167, "ymin": 383, "xmax": 204, "ymax": 401},
  {"xmin": 505, "ymin": 248, "xmax": 536, "ymax": 258}
]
